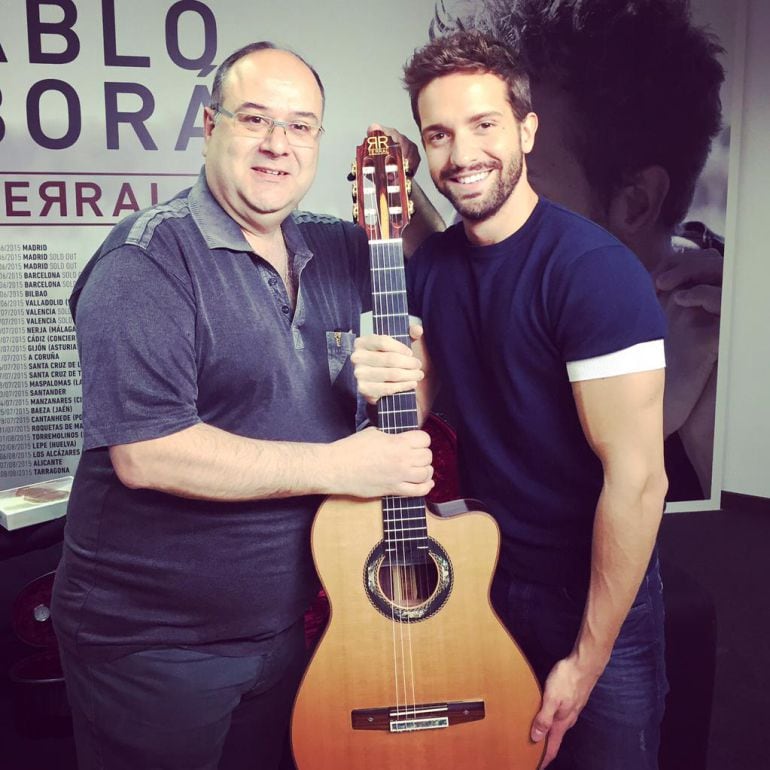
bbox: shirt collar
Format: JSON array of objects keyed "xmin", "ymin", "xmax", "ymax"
[{"xmin": 188, "ymin": 168, "xmax": 313, "ymax": 260}]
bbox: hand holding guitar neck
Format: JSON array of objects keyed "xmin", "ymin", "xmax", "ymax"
[
  {"xmin": 351, "ymin": 324, "xmax": 426, "ymax": 405},
  {"xmin": 328, "ymin": 427, "xmax": 434, "ymax": 499}
]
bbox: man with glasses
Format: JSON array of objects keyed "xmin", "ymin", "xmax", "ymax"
[{"xmin": 52, "ymin": 42, "xmax": 435, "ymax": 770}]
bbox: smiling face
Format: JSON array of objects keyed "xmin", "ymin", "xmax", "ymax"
[
  {"xmin": 417, "ymin": 71, "xmax": 537, "ymax": 240},
  {"xmin": 203, "ymin": 48, "xmax": 324, "ymax": 235}
]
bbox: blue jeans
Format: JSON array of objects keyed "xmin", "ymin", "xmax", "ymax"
[
  {"xmin": 491, "ymin": 558, "xmax": 668, "ymax": 770},
  {"xmin": 58, "ymin": 620, "xmax": 306, "ymax": 770}
]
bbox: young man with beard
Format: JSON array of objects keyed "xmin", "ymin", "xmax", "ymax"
[
  {"xmin": 431, "ymin": 0, "xmax": 726, "ymax": 499},
  {"xmin": 353, "ymin": 31, "xmax": 669, "ymax": 769},
  {"xmin": 51, "ymin": 42, "xmax": 434, "ymax": 770}
]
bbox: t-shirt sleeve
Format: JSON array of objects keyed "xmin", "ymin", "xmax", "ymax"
[
  {"xmin": 406, "ymin": 241, "xmax": 431, "ymax": 320},
  {"xmin": 74, "ymin": 244, "xmax": 201, "ymax": 450},
  {"xmin": 547, "ymin": 243, "xmax": 666, "ymax": 366},
  {"xmin": 566, "ymin": 339, "xmax": 665, "ymax": 381}
]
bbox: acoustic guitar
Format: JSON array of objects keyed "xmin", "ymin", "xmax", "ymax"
[{"xmin": 291, "ymin": 129, "xmax": 543, "ymax": 769}]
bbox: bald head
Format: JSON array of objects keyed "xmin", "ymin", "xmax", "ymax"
[
  {"xmin": 211, "ymin": 42, "xmax": 325, "ymax": 115},
  {"xmin": 202, "ymin": 43, "xmax": 325, "ymax": 235}
]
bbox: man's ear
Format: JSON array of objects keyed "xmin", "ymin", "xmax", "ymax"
[
  {"xmin": 607, "ymin": 165, "xmax": 670, "ymax": 238},
  {"xmin": 520, "ymin": 112, "xmax": 538, "ymax": 154},
  {"xmin": 202, "ymin": 107, "xmax": 216, "ymax": 156}
]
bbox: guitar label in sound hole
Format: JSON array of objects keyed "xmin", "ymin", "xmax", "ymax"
[{"xmin": 364, "ymin": 539, "xmax": 452, "ymax": 622}]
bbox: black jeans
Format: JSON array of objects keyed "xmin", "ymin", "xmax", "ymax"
[{"xmin": 59, "ymin": 620, "xmax": 306, "ymax": 770}]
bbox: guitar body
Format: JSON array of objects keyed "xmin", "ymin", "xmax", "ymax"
[{"xmin": 291, "ymin": 495, "xmax": 544, "ymax": 769}]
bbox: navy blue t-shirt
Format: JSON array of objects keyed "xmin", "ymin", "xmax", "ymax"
[
  {"xmin": 52, "ymin": 173, "xmax": 370, "ymax": 660},
  {"xmin": 407, "ymin": 198, "xmax": 666, "ymax": 587}
]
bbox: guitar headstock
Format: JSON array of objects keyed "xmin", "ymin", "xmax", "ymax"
[{"xmin": 350, "ymin": 129, "xmax": 414, "ymax": 241}]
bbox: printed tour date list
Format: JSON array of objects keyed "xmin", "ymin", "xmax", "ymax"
[{"xmin": 1, "ymin": 241, "xmax": 83, "ymax": 485}]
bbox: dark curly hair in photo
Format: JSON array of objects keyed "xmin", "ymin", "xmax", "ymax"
[{"xmin": 431, "ymin": 0, "xmax": 725, "ymax": 227}]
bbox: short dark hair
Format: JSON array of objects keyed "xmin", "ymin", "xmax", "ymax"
[
  {"xmin": 403, "ymin": 30, "xmax": 532, "ymax": 127},
  {"xmin": 432, "ymin": 0, "xmax": 725, "ymax": 228},
  {"xmin": 210, "ymin": 41, "xmax": 325, "ymax": 110}
]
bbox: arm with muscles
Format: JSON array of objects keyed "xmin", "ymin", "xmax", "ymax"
[
  {"xmin": 110, "ymin": 422, "xmax": 434, "ymax": 502},
  {"xmin": 351, "ymin": 323, "xmax": 439, "ymax": 425},
  {"xmin": 677, "ymin": 364, "xmax": 717, "ymax": 495},
  {"xmin": 531, "ymin": 368, "xmax": 668, "ymax": 768}
]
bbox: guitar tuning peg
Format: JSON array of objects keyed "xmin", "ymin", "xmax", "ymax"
[
  {"xmin": 347, "ymin": 161, "xmax": 357, "ymax": 182},
  {"xmin": 405, "ymin": 178, "xmax": 412, "ymax": 195},
  {"xmin": 352, "ymin": 204, "xmax": 359, "ymax": 223},
  {"xmin": 403, "ymin": 159, "xmax": 414, "ymax": 178},
  {"xmin": 351, "ymin": 182, "xmax": 358, "ymax": 201},
  {"xmin": 408, "ymin": 200, "xmax": 415, "ymax": 216}
]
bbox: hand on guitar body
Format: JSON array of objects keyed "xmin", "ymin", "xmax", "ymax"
[{"xmin": 328, "ymin": 426, "xmax": 434, "ymax": 498}]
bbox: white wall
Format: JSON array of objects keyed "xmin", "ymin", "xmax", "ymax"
[{"xmin": 720, "ymin": 0, "xmax": 770, "ymax": 498}]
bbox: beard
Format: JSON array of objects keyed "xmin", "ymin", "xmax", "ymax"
[{"xmin": 436, "ymin": 151, "xmax": 523, "ymax": 222}]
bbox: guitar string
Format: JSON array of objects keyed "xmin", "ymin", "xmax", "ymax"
[
  {"xmin": 387, "ymin": 230, "xmax": 418, "ymax": 723},
  {"xmin": 386, "ymin": 171, "xmax": 424, "ymax": 725},
  {"xmin": 378, "ymin": 233, "xmax": 418, "ymax": 723},
  {"xmin": 378, "ymin": 236, "xmax": 414, "ymax": 724},
  {"xmin": 366, "ymin": 173, "xmax": 408, "ymax": 726}
]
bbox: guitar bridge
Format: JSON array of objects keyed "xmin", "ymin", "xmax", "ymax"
[
  {"xmin": 351, "ymin": 700, "xmax": 485, "ymax": 733},
  {"xmin": 390, "ymin": 716, "xmax": 449, "ymax": 732}
]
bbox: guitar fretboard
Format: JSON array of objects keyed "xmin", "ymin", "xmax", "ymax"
[{"xmin": 369, "ymin": 237, "xmax": 428, "ymax": 564}]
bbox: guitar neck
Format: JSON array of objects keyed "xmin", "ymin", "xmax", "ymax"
[
  {"xmin": 354, "ymin": 130, "xmax": 428, "ymax": 564},
  {"xmin": 369, "ymin": 236, "xmax": 428, "ymax": 563},
  {"xmin": 369, "ymin": 236, "xmax": 419, "ymax": 437}
]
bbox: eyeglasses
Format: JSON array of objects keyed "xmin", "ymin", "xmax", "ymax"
[{"xmin": 212, "ymin": 105, "xmax": 324, "ymax": 148}]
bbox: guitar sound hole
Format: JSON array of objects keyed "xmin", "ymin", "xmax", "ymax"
[{"xmin": 378, "ymin": 558, "xmax": 439, "ymax": 609}]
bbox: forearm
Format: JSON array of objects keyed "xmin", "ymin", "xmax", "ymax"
[
  {"xmin": 109, "ymin": 422, "xmax": 341, "ymax": 501},
  {"xmin": 659, "ymin": 293, "xmax": 719, "ymax": 438},
  {"xmin": 573, "ymin": 466, "xmax": 667, "ymax": 673},
  {"xmin": 110, "ymin": 420, "xmax": 435, "ymax": 502},
  {"xmin": 678, "ymin": 365, "xmax": 717, "ymax": 496}
]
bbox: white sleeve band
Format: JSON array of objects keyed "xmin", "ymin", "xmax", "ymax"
[{"xmin": 566, "ymin": 339, "xmax": 666, "ymax": 382}]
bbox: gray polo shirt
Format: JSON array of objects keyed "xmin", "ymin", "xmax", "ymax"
[{"xmin": 52, "ymin": 172, "xmax": 370, "ymax": 660}]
